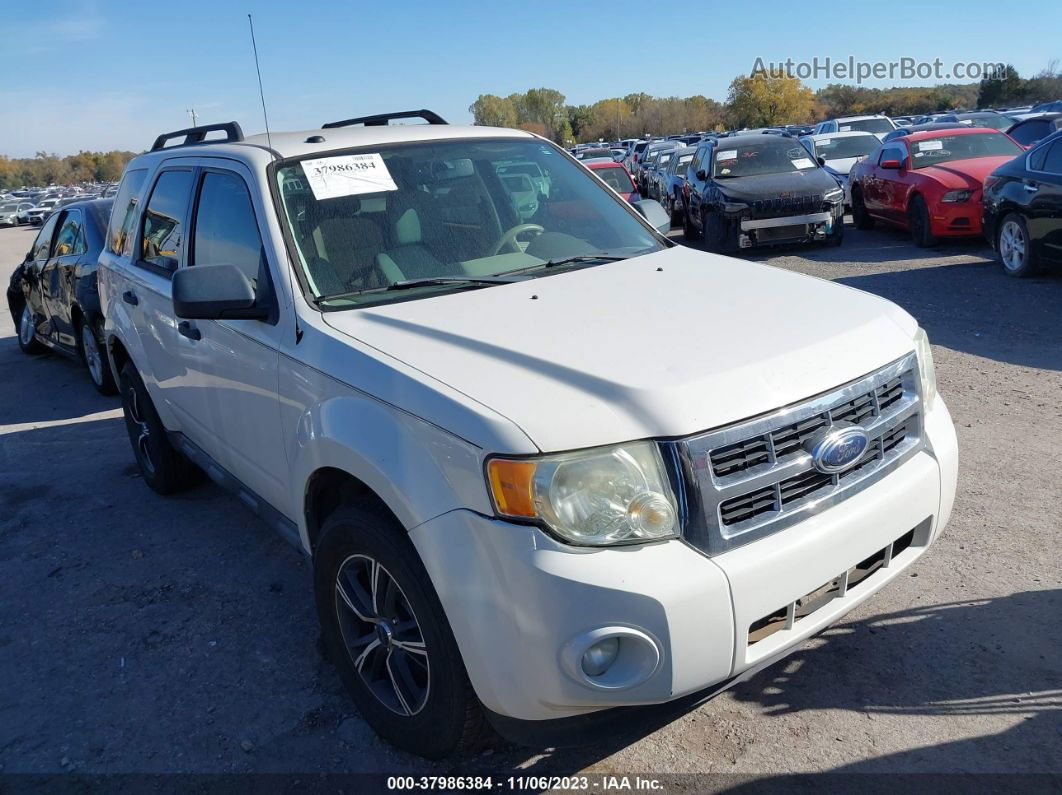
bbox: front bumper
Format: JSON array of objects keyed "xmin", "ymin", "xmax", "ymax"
[
  {"xmin": 729, "ymin": 202, "xmax": 844, "ymax": 248},
  {"xmin": 411, "ymin": 398, "xmax": 958, "ymax": 723},
  {"xmin": 929, "ymin": 199, "xmax": 985, "ymax": 237}
]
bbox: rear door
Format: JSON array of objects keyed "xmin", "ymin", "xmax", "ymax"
[
  {"xmin": 42, "ymin": 208, "xmax": 87, "ymax": 349},
  {"xmin": 1028, "ymin": 140, "xmax": 1062, "ymax": 262}
]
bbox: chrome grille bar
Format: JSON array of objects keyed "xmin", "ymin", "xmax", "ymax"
[{"xmin": 667, "ymin": 353, "xmax": 924, "ymax": 555}]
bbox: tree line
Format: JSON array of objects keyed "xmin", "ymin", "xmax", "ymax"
[
  {"xmin": 0, "ymin": 150, "xmax": 138, "ymax": 190},
  {"xmin": 470, "ymin": 64, "xmax": 1062, "ymax": 144}
]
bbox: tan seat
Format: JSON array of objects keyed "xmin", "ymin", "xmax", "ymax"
[{"xmin": 311, "ymin": 214, "xmax": 387, "ymax": 291}]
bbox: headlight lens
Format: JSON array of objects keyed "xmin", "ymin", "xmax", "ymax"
[
  {"xmin": 942, "ymin": 189, "xmax": 971, "ymax": 203},
  {"xmin": 914, "ymin": 327, "xmax": 937, "ymax": 409},
  {"xmin": 824, "ymin": 186, "xmax": 845, "ymax": 202},
  {"xmin": 487, "ymin": 441, "xmax": 679, "ymax": 546}
]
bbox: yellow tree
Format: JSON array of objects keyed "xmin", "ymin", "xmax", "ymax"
[{"xmin": 727, "ymin": 74, "xmax": 816, "ymax": 128}]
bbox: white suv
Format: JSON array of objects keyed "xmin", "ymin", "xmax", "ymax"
[
  {"xmin": 814, "ymin": 114, "xmax": 898, "ymax": 141},
  {"xmin": 98, "ymin": 111, "xmax": 958, "ymax": 758}
]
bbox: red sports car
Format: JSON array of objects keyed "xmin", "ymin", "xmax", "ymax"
[
  {"xmin": 585, "ymin": 160, "xmax": 641, "ymax": 203},
  {"xmin": 849, "ymin": 127, "xmax": 1024, "ymax": 246}
]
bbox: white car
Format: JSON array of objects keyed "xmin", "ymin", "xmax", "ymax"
[
  {"xmin": 799, "ymin": 131, "xmax": 882, "ymax": 206},
  {"xmin": 98, "ymin": 112, "xmax": 958, "ymax": 758},
  {"xmin": 0, "ymin": 201, "xmax": 32, "ymax": 226},
  {"xmin": 814, "ymin": 114, "xmax": 898, "ymax": 141},
  {"xmin": 25, "ymin": 199, "xmax": 60, "ymax": 225}
]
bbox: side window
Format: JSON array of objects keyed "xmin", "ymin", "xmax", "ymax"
[
  {"xmin": 32, "ymin": 213, "xmax": 60, "ymax": 261},
  {"xmin": 141, "ymin": 169, "xmax": 194, "ymax": 273},
  {"xmin": 1028, "ymin": 142, "xmax": 1049, "ymax": 172},
  {"xmin": 107, "ymin": 168, "xmax": 148, "ymax": 257},
  {"xmin": 191, "ymin": 171, "xmax": 267, "ymax": 293},
  {"xmin": 879, "ymin": 146, "xmax": 905, "ymax": 165},
  {"xmin": 691, "ymin": 146, "xmax": 707, "ymax": 174},
  {"xmin": 1041, "ymin": 140, "xmax": 1062, "ymax": 175},
  {"xmin": 54, "ymin": 211, "xmax": 86, "ymax": 256}
]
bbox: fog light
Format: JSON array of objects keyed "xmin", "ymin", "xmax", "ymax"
[{"xmin": 581, "ymin": 637, "xmax": 620, "ymax": 677}]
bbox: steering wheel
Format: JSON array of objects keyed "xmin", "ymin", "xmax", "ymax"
[{"xmin": 490, "ymin": 224, "xmax": 544, "ymax": 256}]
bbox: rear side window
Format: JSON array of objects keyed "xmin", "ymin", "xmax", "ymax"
[
  {"xmin": 1041, "ymin": 140, "xmax": 1062, "ymax": 175},
  {"xmin": 141, "ymin": 169, "xmax": 194, "ymax": 273},
  {"xmin": 191, "ymin": 171, "xmax": 266, "ymax": 291},
  {"xmin": 54, "ymin": 210, "xmax": 87, "ymax": 256},
  {"xmin": 32, "ymin": 213, "xmax": 60, "ymax": 261},
  {"xmin": 106, "ymin": 168, "xmax": 148, "ymax": 257}
]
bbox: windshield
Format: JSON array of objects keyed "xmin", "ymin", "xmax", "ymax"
[
  {"xmin": 957, "ymin": 114, "xmax": 1014, "ymax": 131},
  {"xmin": 840, "ymin": 118, "xmax": 894, "ymax": 134},
  {"xmin": 713, "ymin": 140, "xmax": 817, "ymax": 177},
  {"xmin": 909, "ymin": 132, "xmax": 1022, "ymax": 168},
  {"xmin": 811, "ymin": 135, "xmax": 879, "ymax": 161},
  {"xmin": 275, "ymin": 138, "xmax": 662, "ymax": 307},
  {"xmin": 0, "ymin": 203, "xmax": 17, "ymax": 212},
  {"xmin": 592, "ymin": 166, "xmax": 635, "ymax": 193},
  {"xmin": 575, "ymin": 148, "xmax": 612, "ymax": 160}
]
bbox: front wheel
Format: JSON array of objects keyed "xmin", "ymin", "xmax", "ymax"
[
  {"xmin": 314, "ymin": 505, "xmax": 494, "ymax": 758},
  {"xmin": 851, "ymin": 187, "xmax": 875, "ymax": 230},
  {"xmin": 997, "ymin": 212, "xmax": 1038, "ymax": 278},
  {"xmin": 704, "ymin": 211, "xmax": 739, "ymax": 254},
  {"xmin": 825, "ymin": 217, "xmax": 845, "ymax": 247},
  {"xmin": 908, "ymin": 195, "xmax": 938, "ymax": 248},
  {"xmin": 17, "ymin": 303, "xmax": 47, "ymax": 355}
]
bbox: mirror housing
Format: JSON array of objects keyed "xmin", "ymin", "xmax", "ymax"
[
  {"xmin": 881, "ymin": 159, "xmax": 902, "ymax": 170},
  {"xmin": 172, "ymin": 264, "xmax": 268, "ymax": 320},
  {"xmin": 696, "ymin": 169, "xmax": 707, "ymax": 180},
  {"xmin": 631, "ymin": 199, "xmax": 671, "ymax": 235},
  {"xmin": 817, "ymin": 156, "xmax": 826, "ymax": 166}
]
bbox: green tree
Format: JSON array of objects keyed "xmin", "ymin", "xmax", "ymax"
[
  {"xmin": 727, "ymin": 73, "xmax": 816, "ymax": 127},
  {"xmin": 468, "ymin": 94, "xmax": 518, "ymax": 128},
  {"xmin": 977, "ymin": 64, "xmax": 1027, "ymax": 108}
]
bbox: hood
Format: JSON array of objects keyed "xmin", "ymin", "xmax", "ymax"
[
  {"xmin": 321, "ymin": 247, "xmax": 917, "ymax": 453},
  {"xmin": 915, "ymin": 156, "xmax": 1014, "ymax": 189},
  {"xmin": 714, "ymin": 169, "xmax": 839, "ymax": 202}
]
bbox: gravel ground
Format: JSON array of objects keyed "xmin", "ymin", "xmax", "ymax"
[{"xmin": 0, "ymin": 219, "xmax": 1059, "ymax": 781}]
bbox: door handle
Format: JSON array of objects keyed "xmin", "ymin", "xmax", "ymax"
[
  {"xmin": 177, "ymin": 321, "xmax": 201, "ymax": 341},
  {"xmin": 1023, "ymin": 183, "xmax": 1039, "ymax": 193},
  {"xmin": 122, "ymin": 290, "xmax": 139, "ymax": 306}
]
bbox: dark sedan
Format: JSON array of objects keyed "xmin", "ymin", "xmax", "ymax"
[
  {"xmin": 1006, "ymin": 113, "xmax": 1062, "ymax": 149},
  {"xmin": 8, "ymin": 198, "xmax": 117, "ymax": 392},
  {"xmin": 982, "ymin": 130, "xmax": 1062, "ymax": 277}
]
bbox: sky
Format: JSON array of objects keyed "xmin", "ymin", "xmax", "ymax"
[{"xmin": 2, "ymin": 0, "xmax": 1059, "ymax": 158}]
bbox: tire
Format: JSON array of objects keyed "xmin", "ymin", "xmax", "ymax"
[
  {"xmin": 314, "ymin": 505, "xmax": 494, "ymax": 758},
  {"xmin": 908, "ymin": 195, "xmax": 938, "ymax": 248},
  {"xmin": 851, "ymin": 187, "xmax": 875, "ymax": 230},
  {"xmin": 703, "ymin": 210, "xmax": 739, "ymax": 254},
  {"xmin": 996, "ymin": 212, "xmax": 1038, "ymax": 278},
  {"xmin": 682, "ymin": 204, "xmax": 700, "ymax": 242},
  {"xmin": 16, "ymin": 303, "xmax": 47, "ymax": 355},
  {"xmin": 119, "ymin": 362, "xmax": 201, "ymax": 494},
  {"xmin": 79, "ymin": 318, "xmax": 117, "ymax": 395},
  {"xmin": 825, "ymin": 217, "xmax": 845, "ymax": 247}
]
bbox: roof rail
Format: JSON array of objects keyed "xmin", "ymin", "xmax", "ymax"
[
  {"xmin": 150, "ymin": 121, "xmax": 244, "ymax": 152},
  {"xmin": 322, "ymin": 109, "xmax": 448, "ymax": 129}
]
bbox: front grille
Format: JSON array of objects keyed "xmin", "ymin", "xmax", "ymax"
[
  {"xmin": 672, "ymin": 354, "xmax": 924, "ymax": 555},
  {"xmin": 748, "ymin": 194, "xmax": 821, "ymax": 219}
]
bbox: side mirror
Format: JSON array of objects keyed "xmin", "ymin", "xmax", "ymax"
[
  {"xmin": 817, "ymin": 156, "xmax": 826, "ymax": 167},
  {"xmin": 696, "ymin": 169, "xmax": 707, "ymax": 180},
  {"xmin": 881, "ymin": 159, "xmax": 902, "ymax": 170},
  {"xmin": 631, "ymin": 199, "xmax": 671, "ymax": 234},
  {"xmin": 172, "ymin": 264, "xmax": 268, "ymax": 320}
]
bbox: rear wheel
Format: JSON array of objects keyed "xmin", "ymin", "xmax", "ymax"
[
  {"xmin": 997, "ymin": 213, "xmax": 1038, "ymax": 278},
  {"xmin": 314, "ymin": 505, "xmax": 494, "ymax": 758},
  {"xmin": 851, "ymin": 187, "xmax": 875, "ymax": 230},
  {"xmin": 17, "ymin": 303, "xmax": 47, "ymax": 355},
  {"xmin": 79, "ymin": 319, "xmax": 117, "ymax": 395},
  {"xmin": 119, "ymin": 363, "xmax": 201, "ymax": 494},
  {"xmin": 908, "ymin": 195, "xmax": 938, "ymax": 248}
]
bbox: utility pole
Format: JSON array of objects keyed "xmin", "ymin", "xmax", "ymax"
[{"xmin": 186, "ymin": 108, "xmax": 198, "ymax": 127}]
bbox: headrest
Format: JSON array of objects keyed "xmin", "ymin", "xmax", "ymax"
[{"xmin": 394, "ymin": 208, "xmax": 421, "ymax": 245}]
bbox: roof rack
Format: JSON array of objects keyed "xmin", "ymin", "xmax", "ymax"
[
  {"xmin": 322, "ymin": 109, "xmax": 448, "ymax": 129},
  {"xmin": 150, "ymin": 121, "xmax": 244, "ymax": 152}
]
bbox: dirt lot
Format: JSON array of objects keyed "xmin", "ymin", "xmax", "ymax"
[{"xmin": 0, "ymin": 219, "xmax": 1059, "ymax": 780}]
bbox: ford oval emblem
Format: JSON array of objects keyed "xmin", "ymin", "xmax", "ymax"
[{"xmin": 805, "ymin": 424, "xmax": 870, "ymax": 474}]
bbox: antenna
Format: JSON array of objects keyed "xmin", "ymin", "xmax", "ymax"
[
  {"xmin": 186, "ymin": 108, "xmax": 198, "ymax": 127},
  {"xmin": 247, "ymin": 13, "xmax": 272, "ymax": 149}
]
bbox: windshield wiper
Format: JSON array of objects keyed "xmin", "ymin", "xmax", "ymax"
[
  {"xmin": 315, "ymin": 276, "xmax": 518, "ymax": 304},
  {"xmin": 497, "ymin": 253, "xmax": 629, "ymax": 277}
]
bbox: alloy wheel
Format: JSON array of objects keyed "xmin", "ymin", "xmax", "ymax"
[
  {"xmin": 19, "ymin": 305, "xmax": 34, "ymax": 346},
  {"xmin": 125, "ymin": 385, "xmax": 155, "ymax": 475},
  {"xmin": 81, "ymin": 325, "xmax": 104, "ymax": 386},
  {"xmin": 999, "ymin": 220, "xmax": 1026, "ymax": 272},
  {"xmin": 334, "ymin": 554, "xmax": 430, "ymax": 716}
]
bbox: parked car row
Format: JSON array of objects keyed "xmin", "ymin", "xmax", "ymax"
[
  {"xmin": 7, "ymin": 112, "xmax": 960, "ymax": 760},
  {"xmin": 0, "ymin": 182, "xmax": 118, "ymax": 226}
]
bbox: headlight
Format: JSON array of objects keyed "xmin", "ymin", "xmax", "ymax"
[
  {"xmin": 486, "ymin": 441, "xmax": 679, "ymax": 546},
  {"xmin": 941, "ymin": 189, "xmax": 971, "ymax": 203},
  {"xmin": 914, "ymin": 327, "xmax": 937, "ymax": 409},
  {"xmin": 824, "ymin": 186, "xmax": 845, "ymax": 202}
]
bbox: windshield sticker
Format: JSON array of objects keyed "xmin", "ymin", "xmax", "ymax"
[
  {"xmin": 918, "ymin": 140, "xmax": 944, "ymax": 151},
  {"xmin": 791, "ymin": 157, "xmax": 814, "ymax": 169},
  {"xmin": 715, "ymin": 149, "xmax": 737, "ymax": 161},
  {"xmin": 818, "ymin": 139, "xmax": 831, "ymax": 146},
  {"xmin": 839, "ymin": 125, "xmax": 852, "ymax": 131},
  {"xmin": 302, "ymin": 154, "xmax": 398, "ymax": 199}
]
